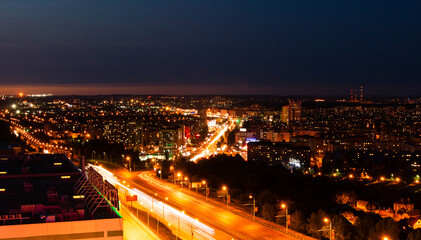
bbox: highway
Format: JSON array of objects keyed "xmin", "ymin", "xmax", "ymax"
[
  {"xmin": 119, "ymin": 203, "xmax": 159, "ymax": 240},
  {"xmin": 92, "ymin": 115, "xmax": 314, "ymax": 240},
  {"xmin": 92, "ymin": 165, "xmax": 227, "ymax": 240},
  {"xmin": 138, "ymin": 171, "xmax": 315, "ymax": 240},
  {"xmin": 0, "ymin": 117, "xmax": 72, "ymax": 156},
  {"xmin": 190, "ymin": 118, "xmax": 237, "ymax": 162},
  {"xmin": 5, "ymin": 113, "xmax": 314, "ymax": 239},
  {"xmin": 95, "ymin": 163, "xmax": 315, "ymax": 240}
]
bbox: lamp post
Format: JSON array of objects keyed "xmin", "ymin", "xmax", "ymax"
[
  {"xmin": 191, "ymin": 219, "xmax": 198, "ymax": 240},
  {"xmin": 183, "ymin": 177, "xmax": 188, "ymax": 189},
  {"xmin": 202, "ymin": 180, "xmax": 208, "ymax": 201},
  {"xmin": 176, "ymin": 172, "xmax": 181, "ymax": 184},
  {"xmin": 324, "ymin": 218, "xmax": 332, "ymax": 240},
  {"xmin": 159, "ymin": 160, "xmax": 162, "ymax": 179},
  {"xmin": 126, "ymin": 156, "xmax": 131, "ymax": 171},
  {"xmin": 222, "ymin": 186, "xmax": 229, "ymax": 209},
  {"xmin": 281, "ymin": 203, "xmax": 288, "ymax": 233},
  {"xmin": 163, "ymin": 197, "xmax": 168, "ymax": 222},
  {"xmin": 152, "ymin": 196, "xmax": 159, "ymax": 235},
  {"xmin": 176, "ymin": 210, "xmax": 185, "ymax": 240},
  {"xmin": 157, "ymin": 208, "xmax": 159, "ymax": 236},
  {"xmin": 170, "ymin": 166, "xmax": 174, "ymax": 182},
  {"xmin": 139, "ymin": 201, "xmax": 144, "ymax": 219},
  {"xmin": 148, "ymin": 209, "xmax": 151, "ymax": 228},
  {"xmin": 249, "ymin": 195, "xmax": 256, "ymax": 220}
]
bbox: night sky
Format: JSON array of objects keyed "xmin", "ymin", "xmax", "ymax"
[{"xmin": 0, "ymin": 1, "xmax": 420, "ymax": 96}]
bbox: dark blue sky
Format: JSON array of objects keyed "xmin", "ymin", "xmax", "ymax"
[{"xmin": 0, "ymin": 1, "xmax": 420, "ymax": 96}]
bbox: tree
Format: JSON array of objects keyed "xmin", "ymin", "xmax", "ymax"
[
  {"xmin": 257, "ymin": 189, "xmax": 278, "ymax": 206},
  {"xmin": 261, "ymin": 203, "xmax": 276, "ymax": 221},
  {"xmin": 199, "ymin": 124, "xmax": 208, "ymax": 141},
  {"xmin": 332, "ymin": 215, "xmax": 353, "ymax": 240},
  {"xmin": 307, "ymin": 210, "xmax": 328, "ymax": 239},
  {"xmin": 227, "ymin": 128, "xmax": 238, "ymax": 147},
  {"xmin": 354, "ymin": 215, "xmax": 379, "ymax": 240},
  {"xmin": 0, "ymin": 121, "xmax": 16, "ymax": 142},
  {"xmin": 408, "ymin": 230, "xmax": 421, "ymax": 240},
  {"xmin": 290, "ymin": 210, "xmax": 307, "ymax": 233},
  {"xmin": 368, "ymin": 218, "xmax": 400, "ymax": 240}
]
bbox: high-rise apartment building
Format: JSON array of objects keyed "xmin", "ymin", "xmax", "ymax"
[
  {"xmin": 281, "ymin": 101, "xmax": 302, "ymax": 124},
  {"xmin": 281, "ymin": 106, "xmax": 289, "ymax": 123},
  {"xmin": 289, "ymin": 101, "xmax": 302, "ymax": 121},
  {"xmin": 159, "ymin": 126, "xmax": 185, "ymax": 157},
  {"xmin": 103, "ymin": 119, "xmax": 143, "ymax": 150}
]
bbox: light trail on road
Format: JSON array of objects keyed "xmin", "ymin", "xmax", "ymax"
[
  {"xmin": 136, "ymin": 170, "xmax": 316, "ymax": 240},
  {"xmin": 190, "ymin": 118, "xmax": 236, "ymax": 162},
  {"xmin": 90, "ymin": 164, "xmax": 216, "ymax": 240},
  {"xmin": 0, "ymin": 118, "xmax": 71, "ymax": 155}
]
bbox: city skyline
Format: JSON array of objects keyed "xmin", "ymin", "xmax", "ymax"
[
  {"xmin": 0, "ymin": 84, "xmax": 419, "ymax": 97},
  {"xmin": 1, "ymin": 2, "xmax": 421, "ymax": 238},
  {"xmin": 1, "ymin": 1, "xmax": 421, "ymax": 96},
  {"xmin": 1, "ymin": 94, "xmax": 420, "ymax": 239}
]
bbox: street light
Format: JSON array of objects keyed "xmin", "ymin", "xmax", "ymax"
[
  {"xmin": 148, "ymin": 209, "xmax": 152, "ymax": 228},
  {"xmin": 175, "ymin": 172, "xmax": 181, "ymax": 184},
  {"xmin": 150, "ymin": 198, "xmax": 159, "ymax": 236},
  {"xmin": 324, "ymin": 218, "xmax": 332, "ymax": 240},
  {"xmin": 383, "ymin": 237, "xmax": 389, "ymax": 240},
  {"xmin": 249, "ymin": 195, "xmax": 256, "ymax": 220},
  {"xmin": 222, "ymin": 186, "xmax": 229, "ymax": 209},
  {"xmin": 163, "ymin": 197, "xmax": 168, "ymax": 221},
  {"xmin": 139, "ymin": 201, "xmax": 144, "ymax": 219},
  {"xmin": 183, "ymin": 177, "xmax": 188, "ymax": 189},
  {"xmin": 202, "ymin": 180, "xmax": 208, "ymax": 201},
  {"xmin": 281, "ymin": 203, "xmax": 288, "ymax": 233},
  {"xmin": 191, "ymin": 219, "xmax": 198, "ymax": 240},
  {"xmin": 126, "ymin": 156, "xmax": 131, "ymax": 171},
  {"xmin": 176, "ymin": 210, "xmax": 185, "ymax": 240},
  {"xmin": 157, "ymin": 207, "xmax": 159, "ymax": 236}
]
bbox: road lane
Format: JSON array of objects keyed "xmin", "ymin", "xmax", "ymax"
[
  {"xmin": 119, "ymin": 204, "xmax": 158, "ymax": 240},
  {"xmin": 112, "ymin": 167, "xmax": 315, "ymax": 240}
]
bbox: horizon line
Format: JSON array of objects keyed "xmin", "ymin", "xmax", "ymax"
[{"xmin": 0, "ymin": 84, "xmax": 419, "ymax": 97}]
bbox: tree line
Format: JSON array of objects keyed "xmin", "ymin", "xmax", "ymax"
[{"xmin": 176, "ymin": 154, "xmax": 421, "ymax": 239}]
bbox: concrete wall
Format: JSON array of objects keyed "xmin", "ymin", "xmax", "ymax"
[{"xmin": 0, "ymin": 218, "xmax": 123, "ymax": 240}]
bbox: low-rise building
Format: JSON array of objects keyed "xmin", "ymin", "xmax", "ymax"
[
  {"xmin": 0, "ymin": 154, "xmax": 123, "ymax": 239},
  {"xmin": 247, "ymin": 141, "xmax": 310, "ymax": 168}
]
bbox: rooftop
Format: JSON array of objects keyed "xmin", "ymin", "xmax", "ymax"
[{"xmin": 0, "ymin": 154, "xmax": 120, "ymax": 226}]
